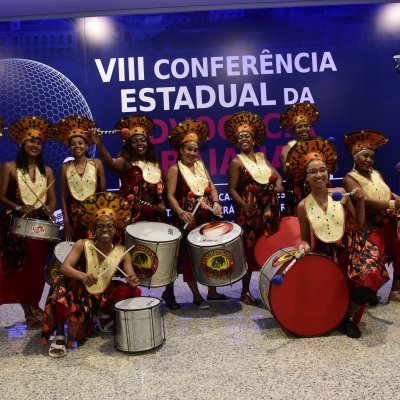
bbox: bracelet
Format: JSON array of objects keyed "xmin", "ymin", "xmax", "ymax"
[{"xmin": 389, "ymin": 200, "xmax": 395, "ymax": 210}]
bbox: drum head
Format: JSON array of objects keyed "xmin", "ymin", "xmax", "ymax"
[
  {"xmin": 125, "ymin": 222, "xmax": 181, "ymax": 242},
  {"xmin": 269, "ymin": 254, "xmax": 349, "ymax": 336},
  {"xmin": 115, "ymin": 296, "xmax": 161, "ymax": 310},
  {"xmin": 255, "ymin": 217, "xmax": 301, "ymax": 267},
  {"xmin": 187, "ymin": 222, "xmax": 241, "ymax": 246}
]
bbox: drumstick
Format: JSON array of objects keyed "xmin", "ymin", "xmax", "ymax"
[
  {"xmin": 199, "ymin": 197, "xmax": 223, "ymax": 218},
  {"xmin": 97, "ymin": 243, "xmax": 136, "ymax": 278},
  {"xmin": 89, "ymin": 243, "xmax": 127, "ymax": 277},
  {"xmin": 271, "ymin": 249, "xmax": 305, "ymax": 286},
  {"xmin": 21, "ymin": 179, "xmax": 56, "ymax": 219},
  {"xmin": 183, "ymin": 198, "xmax": 202, "ymax": 230}
]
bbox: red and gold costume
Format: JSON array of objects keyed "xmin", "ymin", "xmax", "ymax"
[
  {"xmin": 280, "ymin": 103, "xmax": 319, "ymax": 215},
  {"xmin": 115, "ymin": 115, "xmax": 165, "ymax": 223},
  {"xmin": 288, "ymin": 136, "xmax": 388, "ymax": 322},
  {"xmin": 343, "ymin": 130, "xmax": 400, "ymax": 286},
  {"xmin": 56, "ymin": 115, "xmax": 102, "ymax": 240},
  {"xmin": 226, "ymin": 111, "xmax": 280, "ymax": 271},
  {"xmin": 0, "ymin": 116, "xmax": 55, "ymax": 306},
  {"xmin": 168, "ymin": 119, "xmax": 213, "ymax": 282},
  {"xmin": 41, "ymin": 192, "xmax": 141, "ymax": 348}
]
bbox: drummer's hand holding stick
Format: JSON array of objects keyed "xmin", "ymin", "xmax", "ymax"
[
  {"xmin": 271, "ymin": 248, "xmax": 305, "ymax": 286},
  {"xmin": 181, "ymin": 198, "xmax": 202, "ymax": 229}
]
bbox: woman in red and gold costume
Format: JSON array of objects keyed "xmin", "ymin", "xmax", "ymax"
[
  {"xmin": 0, "ymin": 116, "xmax": 57, "ymax": 327},
  {"xmin": 91, "ymin": 115, "xmax": 178, "ymax": 307},
  {"xmin": 279, "ymin": 103, "xmax": 319, "ymax": 215},
  {"xmin": 227, "ymin": 111, "xmax": 282, "ymax": 305},
  {"xmin": 42, "ymin": 192, "xmax": 141, "ymax": 358},
  {"xmin": 342, "ymin": 130, "xmax": 400, "ymax": 301},
  {"xmin": 166, "ymin": 119, "xmax": 227, "ymax": 309},
  {"xmin": 56, "ymin": 115, "xmax": 106, "ymax": 241},
  {"xmin": 288, "ymin": 137, "xmax": 389, "ymax": 338}
]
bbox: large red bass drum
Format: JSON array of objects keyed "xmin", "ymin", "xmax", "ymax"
[{"xmin": 258, "ymin": 247, "xmax": 350, "ymax": 337}]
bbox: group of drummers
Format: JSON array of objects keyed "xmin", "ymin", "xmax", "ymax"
[{"xmin": 0, "ymin": 103, "xmax": 398, "ymax": 358}]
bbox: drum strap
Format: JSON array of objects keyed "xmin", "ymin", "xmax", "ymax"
[
  {"xmin": 17, "ymin": 167, "xmax": 47, "ymax": 208},
  {"xmin": 347, "ymin": 169, "xmax": 391, "ymax": 201},
  {"xmin": 66, "ymin": 160, "xmax": 97, "ymax": 201},
  {"xmin": 305, "ymin": 194, "xmax": 345, "ymax": 243},
  {"xmin": 84, "ymin": 240, "xmax": 125, "ymax": 295},
  {"xmin": 178, "ymin": 160, "xmax": 209, "ymax": 196},
  {"xmin": 237, "ymin": 152, "xmax": 271, "ymax": 184},
  {"xmin": 131, "ymin": 160, "xmax": 162, "ymax": 184}
]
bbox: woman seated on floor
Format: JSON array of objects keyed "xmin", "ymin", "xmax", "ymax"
[{"xmin": 41, "ymin": 192, "xmax": 141, "ymax": 358}]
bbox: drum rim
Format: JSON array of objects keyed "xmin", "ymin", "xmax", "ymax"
[
  {"xmin": 114, "ymin": 296, "xmax": 162, "ymax": 311},
  {"xmin": 125, "ymin": 221, "xmax": 182, "ymax": 241}
]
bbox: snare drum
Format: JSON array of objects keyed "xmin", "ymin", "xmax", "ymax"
[
  {"xmin": 11, "ymin": 217, "xmax": 60, "ymax": 241},
  {"xmin": 255, "ymin": 216, "xmax": 301, "ymax": 267},
  {"xmin": 44, "ymin": 241, "xmax": 74, "ymax": 285},
  {"xmin": 259, "ymin": 247, "xmax": 349, "ymax": 337},
  {"xmin": 114, "ymin": 297, "xmax": 164, "ymax": 353},
  {"xmin": 125, "ymin": 222, "xmax": 182, "ymax": 287},
  {"xmin": 187, "ymin": 221, "xmax": 247, "ymax": 287}
]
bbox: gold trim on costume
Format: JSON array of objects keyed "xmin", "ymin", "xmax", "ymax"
[
  {"xmin": 347, "ymin": 169, "xmax": 391, "ymax": 201},
  {"xmin": 178, "ymin": 160, "xmax": 209, "ymax": 196},
  {"xmin": 237, "ymin": 152, "xmax": 271, "ymax": 184},
  {"xmin": 85, "ymin": 240, "xmax": 125, "ymax": 295},
  {"xmin": 17, "ymin": 167, "xmax": 47, "ymax": 208},
  {"xmin": 305, "ymin": 193, "xmax": 345, "ymax": 243},
  {"xmin": 66, "ymin": 160, "xmax": 97, "ymax": 201},
  {"xmin": 131, "ymin": 161, "xmax": 162, "ymax": 184}
]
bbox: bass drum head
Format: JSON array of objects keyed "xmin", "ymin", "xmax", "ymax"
[
  {"xmin": 255, "ymin": 216, "xmax": 301, "ymax": 267},
  {"xmin": 187, "ymin": 221, "xmax": 241, "ymax": 246},
  {"xmin": 125, "ymin": 221, "xmax": 181, "ymax": 243},
  {"xmin": 260, "ymin": 250, "xmax": 349, "ymax": 337}
]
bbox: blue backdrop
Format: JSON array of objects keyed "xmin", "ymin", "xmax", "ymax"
[{"xmin": 1, "ymin": 3, "xmax": 399, "ymax": 214}]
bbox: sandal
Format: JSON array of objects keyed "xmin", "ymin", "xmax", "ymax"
[
  {"xmin": 95, "ymin": 312, "xmax": 114, "ymax": 333},
  {"xmin": 25, "ymin": 315, "xmax": 41, "ymax": 328},
  {"xmin": 240, "ymin": 292, "xmax": 260, "ymax": 306},
  {"xmin": 49, "ymin": 335, "xmax": 66, "ymax": 358}
]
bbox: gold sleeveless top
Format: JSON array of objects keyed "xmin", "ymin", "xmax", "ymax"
[
  {"xmin": 66, "ymin": 160, "xmax": 97, "ymax": 201},
  {"xmin": 84, "ymin": 240, "xmax": 125, "ymax": 295},
  {"xmin": 131, "ymin": 160, "xmax": 162, "ymax": 184},
  {"xmin": 178, "ymin": 160, "xmax": 209, "ymax": 196},
  {"xmin": 237, "ymin": 152, "xmax": 271, "ymax": 184},
  {"xmin": 304, "ymin": 193, "xmax": 345, "ymax": 243},
  {"xmin": 17, "ymin": 167, "xmax": 47, "ymax": 208},
  {"xmin": 347, "ymin": 169, "xmax": 391, "ymax": 201}
]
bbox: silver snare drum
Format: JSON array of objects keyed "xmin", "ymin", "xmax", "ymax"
[
  {"xmin": 125, "ymin": 221, "xmax": 182, "ymax": 287},
  {"xmin": 187, "ymin": 221, "xmax": 248, "ymax": 287},
  {"xmin": 114, "ymin": 297, "xmax": 164, "ymax": 353},
  {"xmin": 44, "ymin": 241, "xmax": 74, "ymax": 285},
  {"xmin": 11, "ymin": 217, "xmax": 60, "ymax": 241}
]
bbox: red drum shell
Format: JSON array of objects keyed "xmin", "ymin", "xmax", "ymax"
[
  {"xmin": 255, "ymin": 216, "xmax": 301, "ymax": 267},
  {"xmin": 259, "ymin": 247, "xmax": 349, "ymax": 337}
]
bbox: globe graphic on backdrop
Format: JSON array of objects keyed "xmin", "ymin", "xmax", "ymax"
[{"xmin": 0, "ymin": 58, "xmax": 95, "ymax": 204}]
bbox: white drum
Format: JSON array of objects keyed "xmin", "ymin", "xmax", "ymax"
[
  {"xmin": 11, "ymin": 217, "xmax": 60, "ymax": 241},
  {"xmin": 114, "ymin": 297, "xmax": 164, "ymax": 353},
  {"xmin": 187, "ymin": 221, "xmax": 248, "ymax": 287},
  {"xmin": 125, "ymin": 222, "xmax": 182, "ymax": 287},
  {"xmin": 44, "ymin": 241, "xmax": 74, "ymax": 285}
]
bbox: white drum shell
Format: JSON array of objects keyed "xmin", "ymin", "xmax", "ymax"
[
  {"xmin": 114, "ymin": 297, "xmax": 164, "ymax": 353},
  {"xmin": 187, "ymin": 222, "xmax": 248, "ymax": 287},
  {"xmin": 44, "ymin": 241, "xmax": 74, "ymax": 285},
  {"xmin": 125, "ymin": 222, "xmax": 181, "ymax": 288},
  {"xmin": 11, "ymin": 217, "xmax": 60, "ymax": 241}
]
